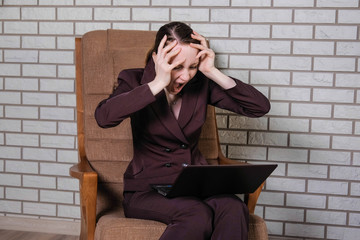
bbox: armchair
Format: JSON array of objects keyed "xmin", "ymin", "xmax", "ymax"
[{"xmin": 70, "ymin": 29, "xmax": 268, "ymax": 240}]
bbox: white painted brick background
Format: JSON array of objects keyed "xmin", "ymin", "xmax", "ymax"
[{"xmin": 0, "ymin": 0, "xmax": 360, "ymax": 239}]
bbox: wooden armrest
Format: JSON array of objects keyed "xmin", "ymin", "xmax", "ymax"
[
  {"xmin": 69, "ymin": 155, "xmax": 97, "ymax": 240},
  {"xmin": 218, "ymin": 153, "xmax": 264, "ymax": 214}
]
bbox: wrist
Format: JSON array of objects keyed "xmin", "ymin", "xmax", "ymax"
[{"xmin": 148, "ymin": 77, "xmax": 168, "ymax": 96}]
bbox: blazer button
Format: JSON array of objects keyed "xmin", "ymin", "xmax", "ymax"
[
  {"xmin": 180, "ymin": 144, "xmax": 188, "ymax": 149},
  {"xmin": 164, "ymin": 163, "xmax": 172, "ymax": 167},
  {"xmin": 164, "ymin": 148, "xmax": 172, "ymax": 153}
]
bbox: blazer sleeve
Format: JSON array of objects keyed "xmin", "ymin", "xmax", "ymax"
[
  {"xmin": 208, "ymin": 77, "xmax": 271, "ymax": 118},
  {"xmin": 95, "ymin": 70, "xmax": 156, "ymax": 128}
]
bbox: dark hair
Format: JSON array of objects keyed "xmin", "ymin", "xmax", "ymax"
[{"xmin": 146, "ymin": 22, "xmax": 201, "ymax": 63}]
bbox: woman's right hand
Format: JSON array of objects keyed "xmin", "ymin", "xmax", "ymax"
[{"xmin": 148, "ymin": 35, "xmax": 185, "ymax": 95}]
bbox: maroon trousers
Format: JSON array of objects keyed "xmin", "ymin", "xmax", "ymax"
[{"xmin": 123, "ymin": 191, "xmax": 249, "ymax": 240}]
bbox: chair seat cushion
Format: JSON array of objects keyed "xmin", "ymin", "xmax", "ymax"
[{"xmin": 95, "ymin": 212, "xmax": 267, "ymax": 240}]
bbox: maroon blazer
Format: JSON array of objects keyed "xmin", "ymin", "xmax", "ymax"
[{"xmin": 95, "ymin": 59, "xmax": 270, "ymax": 192}]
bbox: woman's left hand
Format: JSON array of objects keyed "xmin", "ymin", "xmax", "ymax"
[{"xmin": 190, "ymin": 32, "xmax": 217, "ymax": 76}]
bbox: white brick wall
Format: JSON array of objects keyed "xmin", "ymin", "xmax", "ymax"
[{"xmin": 1, "ymin": 1, "xmax": 359, "ymax": 239}]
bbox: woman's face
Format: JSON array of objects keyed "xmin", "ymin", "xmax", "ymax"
[{"xmin": 167, "ymin": 43, "xmax": 199, "ymax": 95}]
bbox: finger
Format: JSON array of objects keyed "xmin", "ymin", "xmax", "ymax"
[
  {"xmin": 157, "ymin": 35, "xmax": 168, "ymax": 55},
  {"xmin": 191, "ymin": 32, "xmax": 208, "ymax": 47},
  {"xmin": 170, "ymin": 57, "xmax": 186, "ymax": 69},
  {"xmin": 190, "ymin": 42, "xmax": 206, "ymax": 51},
  {"xmin": 165, "ymin": 47, "xmax": 181, "ymax": 62},
  {"xmin": 162, "ymin": 40, "xmax": 178, "ymax": 56}
]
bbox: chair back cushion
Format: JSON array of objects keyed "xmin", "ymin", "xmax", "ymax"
[{"xmin": 80, "ymin": 29, "xmax": 219, "ymax": 217}]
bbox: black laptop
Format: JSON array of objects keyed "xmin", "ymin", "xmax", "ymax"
[{"xmin": 152, "ymin": 164, "xmax": 277, "ymax": 198}]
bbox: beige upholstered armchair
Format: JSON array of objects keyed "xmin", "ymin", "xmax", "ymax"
[{"xmin": 70, "ymin": 29, "xmax": 269, "ymax": 240}]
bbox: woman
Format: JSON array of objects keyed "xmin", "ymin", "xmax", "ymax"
[{"xmin": 95, "ymin": 22, "xmax": 270, "ymax": 240}]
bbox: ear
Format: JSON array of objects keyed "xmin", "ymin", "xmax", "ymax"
[{"xmin": 152, "ymin": 51, "xmax": 157, "ymax": 61}]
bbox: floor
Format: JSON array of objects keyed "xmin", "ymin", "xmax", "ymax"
[{"xmin": 0, "ymin": 230, "xmax": 79, "ymax": 240}]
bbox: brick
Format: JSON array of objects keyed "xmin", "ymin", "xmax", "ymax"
[
  {"xmin": 40, "ymin": 107, "xmax": 74, "ymax": 121},
  {"xmin": 250, "ymin": 71, "xmax": 290, "ymax": 85},
  {"xmin": 153, "ymin": 0, "xmax": 189, "ymax": 5},
  {"xmin": 249, "ymin": 132, "xmax": 288, "ymax": 146},
  {"xmin": 4, "ymin": 0, "xmax": 37, "ymax": 5},
  {"xmin": 266, "ymin": 207, "xmax": 304, "ymax": 221},
  {"xmin": 330, "ymin": 166, "xmax": 360, "ymax": 180},
  {"xmin": 314, "ymin": 57, "xmax": 355, "ymax": 72},
  {"xmin": 23, "ymin": 202, "xmax": 56, "ymax": 216},
  {"xmin": 327, "ymin": 226, "xmax": 360, "ymax": 240},
  {"xmin": 315, "ymin": 88, "xmax": 355, "ymax": 103},
  {"xmin": 339, "ymin": 10, "xmax": 360, "ymax": 23},
  {"xmin": 5, "ymin": 106, "xmax": 38, "ymax": 119},
  {"xmin": 290, "ymin": 134, "xmax": 330, "ymax": 149},
  {"xmin": 251, "ymin": 40, "xmax": 290, "ymax": 54},
  {"xmin": 310, "ymin": 150, "xmax": 351, "ymax": 165},
  {"xmin": 23, "ymin": 120, "xmax": 57, "ymax": 134},
  {"xmin": 334, "ymin": 105, "xmax": 360, "ymax": 119},
  {"xmin": 40, "ymin": 135, "xmax": 75, "ymax": 149},
  {"xmin": 76, "ymin": 0, "xmax": 111, "ymax": 5},
  {"xmin": 354, "ymin": 153, "xmax": 360, "ymax": 166},
  {"xmin": 0, "ymin": 146, "xmax": 21, "ymax": 159},
  {"xmin": 288, "ymin": 163, "xmax": 328, "ymax": 178},
  {"xmin": 192, "ymin": 0, "xmax": 229, "ymax": 6},
  {"xmin": 39, "ymin": 0, "xmax": 73, "ymax": 5},
  {"xmin": 265, "ymin": 221, "xmax": 283, "ymax": 235},
  {"xmin": 40, "ymin": 79, "xmax": 74, "ymax": 92},
  {"xmin": 58, "ymin": 150, "xmax": 78, "ymax": 163},
  {"xmin": 191, "ymin": 23, "xmax": 229, "ymax": 38},
  {"xmin": 113, "ymin": 0, "xmax": 150, "ymax": 5},
  {"xmin": 293, "ymin": 72, "xmax": 333, "ymax": 87},
  {"xmin": 230, "ymin": 56, "xmax": 269, "ymax": 69},
  {"xmin": 268, "ymin": 148, "xmax": 307, "ymax": 162},
  {"xmin": 23, "ymin": 92, "xmax": 57, "ymax": 106},
  {"xmin": 349, "ymin": 213, "xmax": 360, "ymax": 226},
  {"xmin": 336, "ymin": 73, "xmax": 360, "ymax": 88},
  {"xmin": 274, "ymin": 0, "xmax": 314, "ymax": 7},
  {"xmin": 215, "ymin": 54, "xmax": 228, "ymax": 68},
  {"xmin": 266, "ymin": 177, "xmax": 306, "ymax": 192},
  {"xmin": 0, "ymin": 36, "xmax": 20, "ymax": 48},
  {"xmin": 271, "ymin": 56, "xmax": 311, "ymax": 71},
  {"xmin": 57, "ymin": 37, "xmax": 75, "ymax": 50},
  {"xmin": 258, "ymin": 192, "xmax": 284, "ymax": 206},
  {"xmin": 312, "ymin": 119, "xmax": 352, "ymax": 134},
  {"xmin": 231, "ymin": 24, "xmax": 270, "ymax": 38},
  {"xmin": 0, "ymin": 91, "xmax": 20, "ymax": 104},
  {"xmin": 58, "ymin": 65, "xmax": 75, "ymax": 78},
  {"xmin": 270, "ymin": 118, "xmax": 309, "ymax": 132},
  {"xmin": 94, "ymin": 8, "xmax": 130, "ymax": 21},
  {"xmin": 23, "ymin": 64, "xmax": 56, "ymax": 77},
  {"xmin": 40, "ymin": 163, "xmax": 73, "ymax": 176},
  {"xmin": 293, "ymin": 41, "xmax": 334, "ymax": 55},
  {"xmin": 0, "ymin": 7, "xmax": 20, "ymax": 19},
  {"xmin": 75, "ymin": 22, "xmax": 111, "ymax": 35},
  {"xmin": 58, "ymin": 93, "xmax": 76, "ymax": 107},
  {"xmin": 351, "ymin": 183, "xmax": 360, "ymax": 196},
  {"xmin": 307, "ymin": 210, "xmax": 347, "ymax": 225},
  {"xmin": 6, "ymin": 133, "xmax": 39, "ymax": 147},
  {"xmin": 285, "ymin": 223, "xmax": 324, "ymax": 239},
  {"xmin": 287, "ymin": 193, "xmax": 326, "ymax": 208},
  {"xmin": 0, "ymin": 200, "xmax": 21, "ymax": 213},
  {"xmin": 337, "ymin": 42, "xmax": 360, "ymax": 56},
  {"xmin": 315, "ymin": 26, "xmax": 357, "ymax": 40},
  {"xmin": 39, "ymin": 22, "xmax": 74, "ymax": 35},
  {"xmin": 232, "ymin": 0, "xmax": 270, "ymax": 6},
  {"xmin": 210, "ymin": 40, "xmax": 248, "ymax": 54},
  {"xmin": 6, "ymin": 187, "xmax": 38, "ymax": 201},
  {"xmin": 333, "ymin": 136, "xmax": 360, "ymax": 150},
  {"xmin": 0, "ymin": 119, "xmax": 21, "ymax": 132},
  {"xmin": 268, "ymin": 102, "xmax": 289, "ymax": 116},
  {"xmin": 4, "ymin": 21, "xmax": 38, "ymax": 34},
  {"xmin": 22, "ymin": 36, "xmax": 55, "ymax": 49},
  {"xmin": 113, "ymin": 22, "xmax": 149, "ymax": 31},
  {"xmin": 132, "ymin": 8, "xmax": 169, "ymax": 21},
  {"xmin": 58, "ymin": 122, "xmax": 77, "ymax": 135},
  {"xmin": 57, "ymin": 8, "xmax": 92, "ymax": 20},
  {"xmin": 216, "ymin": 115, "xmax": 227, "ymax": 128},
  {"xmin": 171, "ymin": 8, "xmax": 209, "ymax": 22},
  {"xmin": 22, "ymin": 7, "xmax": 55, "ymax": 20},
  {"xmin": 40, "ymin": 190, "xmax": 73, "ymax": 204},
  {"xmin": 40, "ymin": 50, "xmax": 73, "ymax": 64},
  {"xmin": 0, "ymin": 173, "xmax": 21, "ymax": 186},
  {"xmin": 271, "ymin": 87, "xmax": 311, "ymax": 101},
  {"xmin": 0, "ymin": 63, "xmax": 21, "ymax": 76},
  {"xmin": 23, "ymin": 147, "xmax": 56, "ymax": 161},
  {"xmin": 211, "ymin": 9, "xmax": 249, "ymax": 22},
  {"xmin": 23, "ymin": 175, "xmax": 56, "ymax": 189},
  {"xmin": 317, "ymin": 0, "xmax": 359, "ymax": 7},
  {"xmin": 291, "ymin": 103, "xmax": 332, "ymax": 118},
  {"xmin": 218, "ymin": 130, "xmax": 247, "ymax": 144},
  {"xmin": 223, "ymin": 70, "xmax": 249, "ymax": 83},
  {"xmin": 252, "ymin": 9, "xmax": 292, "ymax": 23},
  {"xmin": 58, "ymin": 205, "xmax": 80, "ymax": 218},
  {"xmin": 228, "ymin": 146, "xmax": 267, "ymax": 160},
  {"xmin": 58, "ymin": 177, "xmax": 79, "ymax": 191},
  {"xmin": 272, "ymin": 25, "xmax": 313, "ymax": 39},
  {"xmin": 229, "ymin": 116, "xmax": 268, "ymax": 130},
  {"xmin": 308, "ymin": 180, "xmax": 348, "ymax": 195},
  {"xmin": 329, "ymin": 196, "xmax": 360, "ymax": 211},
  {"xmin": 295, "ymin": 10, "xmax": 336, "ymax": 23},
  {"xmin": 5, "ymin": 78, "xmax": 38, "ymax": 91}
]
